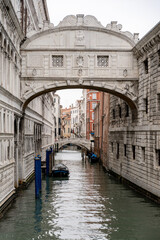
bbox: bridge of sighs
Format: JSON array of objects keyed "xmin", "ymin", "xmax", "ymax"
[{"xmin": 20, "ymin": 14, "xmax": 139, "ymax": 117}]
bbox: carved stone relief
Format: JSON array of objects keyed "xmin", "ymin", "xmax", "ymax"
[{"xmin": 75, "ymin": 30, "xmax": 85, "ymax": 46}]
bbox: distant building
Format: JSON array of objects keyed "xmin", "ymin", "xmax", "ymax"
[
  {"xmin": 79, "ymin": 90, "xmax": 87, "ymax": 138},
  {"xmin": 71, "ymin": 104, "xmax": 79, "ymax": 137},
  {"xmin": 61, "ymin": 107, "xmax": 71, "ymax": 138},
  {"xmin": 86, "ymin": 90, "xmax": 101, "ymax": 140},
  {"xmin": 94, "ymin": 93, "xmax": 110, "ymax": 167},
  {"xmin": 53, "ymin": 94, "xmax": 61, "ymax": 141}
]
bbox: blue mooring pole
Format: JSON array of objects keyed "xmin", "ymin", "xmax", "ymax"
[
  {"xmin": 46, "ymin": 149, "xmax": 51, "ymax": 176},
  {"xmin": 35, "ymin": 157, "xmax": 41, "ymax": 198},
  {"xmin": 37, "ymin": 155, "xmax": 42, "ymax": 191}
]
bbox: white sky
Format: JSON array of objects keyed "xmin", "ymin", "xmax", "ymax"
[{"xmin": 46, "ymin": 0, "xmax": 160, "ymax": 108}]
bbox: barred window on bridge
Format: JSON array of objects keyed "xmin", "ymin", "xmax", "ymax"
[
  {"xmin": 97, "ymin": 56, "xmax": 109, "ymax": 67},
  {"xmin": 52, "ymin": 55, "xmax": 63, "ymax": 67}
]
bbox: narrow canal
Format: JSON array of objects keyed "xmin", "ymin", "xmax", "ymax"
[{"xmin": 0, "ymin": 149, "xmax": 160, "ymax": 240}]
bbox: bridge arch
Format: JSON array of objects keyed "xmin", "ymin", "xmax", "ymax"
[
  {"xmin": 20, "ymin": 15, "xmax": 139, "ymax": 117},
  {"xmin": 57, "ymin": 138, "xmax": 91, "ymax": 152}
]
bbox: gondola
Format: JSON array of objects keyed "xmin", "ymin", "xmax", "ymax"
[{"xmin": 52, "ymin": 163, "xmax": 69, "ymax": 177}]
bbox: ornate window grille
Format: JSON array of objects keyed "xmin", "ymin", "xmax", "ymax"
[
  {"xmin": 97, "ymin": 56, "xmax": 109, "ymax": 67},
  {"xmin": 52, "ymin": 55, "xmax": 63, "ymax": 67}
]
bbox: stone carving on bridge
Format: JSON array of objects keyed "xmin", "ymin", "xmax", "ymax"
[
  {"xmin": 106, "ymin": 21, "xmax": 139, "ymax": 43},
  {"xmin": 57, "ymin": 15, "xmax": 77, "ymax": 27},
  {"xmin": 123, "ymin": 69, "xmax": 128, "ymax": 77},
  {"xmin": 78, "ymin": 78, "xmax": 83, "ymax": 85},
  {"xmin": 77, "ymin": 55, "xmax": 84, "ymax": 76},
  {"xmin": 57, "ymin": 14, "xmax": 104, "ymax": 28},
  {"xmin": 75, "ymin": 30, "xmax": 85, "ymax": 46},
  {"xmin": 76, "ymin": 56, "xmax": 84, "ymax": 67},
  {"xmin": 56, "ymin": 15, "xmax": 139, "ymax": 43},
  {"xmin": 22, "ymin": 82, "xmax": 36, "ymax": 98},
  {"xmin": 106, "ymin": 21, "xmax": 122, "ymax": 32},
  {"xmin": 32, "ymin": 68, "xmax": 37, "ymax": 76}
]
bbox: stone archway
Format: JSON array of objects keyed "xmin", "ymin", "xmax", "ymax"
[{"xmin": 20, "ymin": 14, "xmax": 139, "ymax": 117}]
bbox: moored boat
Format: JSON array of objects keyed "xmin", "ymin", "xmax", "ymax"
[{"xmin": 52, "ymin": 163, "xmax": 69, "ymax": 177}]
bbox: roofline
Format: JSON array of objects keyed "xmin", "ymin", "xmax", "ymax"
[{"xmin": 133, "ymin": 21, "xmax": 160, "ymax": 57}]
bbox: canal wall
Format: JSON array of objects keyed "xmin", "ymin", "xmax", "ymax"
[
  {"xmin": 0, "ymin": 0, "xmax": 55, "ymax": 215},
  {"xmin": 108, "ymin": 23, "xmax": 160, "ymax": 201}
]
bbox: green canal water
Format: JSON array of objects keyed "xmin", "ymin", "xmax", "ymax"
[{"xmin": 0, "ymin": 149, "xmax": 160, "ymax": 240}]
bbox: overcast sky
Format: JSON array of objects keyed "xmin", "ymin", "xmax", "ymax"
[{"xmin": 46, "ymin": 0, "xmax": 160, "ymax": 108}]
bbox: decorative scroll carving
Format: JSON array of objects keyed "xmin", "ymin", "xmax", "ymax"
[{"xmin": 57, "ymin": 14, "xmax": 104, "ymax": 28}]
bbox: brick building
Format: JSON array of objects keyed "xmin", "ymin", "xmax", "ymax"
[
  {"xmin": 94, "ymin": 93, "xmax": 110, "ymax": 167},
  {"xmin": 86, "ymin": 90, "xmax": 101, "ymax": 140}
]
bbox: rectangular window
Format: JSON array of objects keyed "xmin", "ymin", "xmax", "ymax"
[
  {"xmin": 68, "ymin": 128, "xmax": 70, "ymax": 133},
  {"xmin": 141, "ymin": 147, "xmax": 145, "ymax": 163},
  {"xmin": 97, "ymin": 56, "xmax": 109, "ymax": 67},
  {"xmin": 92, "ymin": 102, "xmax": 97, "ymax": 109},
  {"xmin": 92, "ymin": 112, "xmax": 94, "ymax": 120},
  {"xmin": 132, "ymin": 145, "xmax": 135, "ymax": 160},
  {"xmin": 124, "ymin": 144, "xmax": 127, "ymax": 157},
  {"xmin": 125, "ymin": 103, "xmax": 129, "ymax": 117},
  {"xmin": 92, "ymin": 93, "xmax": 97, "ymax": 100},
  {"xmin": 144, "ymin": 59, "xmax": 148, "ymax": 74},
  {"xmin": 52, "ymin": 55, "xmax": 63, "ymax": 67},
  {"xmin": 118, "ymin": 105, "xmax": 122, "ymax": 118},
  {"xmin": 145, "ymin": 97, "xmax": 148, "ymax": 114},
  {"xmin": 117, "ymin": 143, "xmax": 119, "ymax": 159},
  {"xmin": 158, "ymin": 50, "xmax": 160, "ymax": 67},
  {"xmin": 157, "ymin": 94, "xmax": 160, "ymax": 111},
  {"xmin": 156, "ymin": 150, "xmax": 160, "ymax": 166},
  {"xmin": 112, "ymin": 109, "xmax": 115, "ymax": 119},
  {"xmin": 111, "ymin": 142, "xmax": 113, "ymax": 153}
]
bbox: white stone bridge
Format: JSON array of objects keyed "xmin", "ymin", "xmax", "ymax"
[
  {"xmin": 21, "ymin": 14, "xmax": 139, "ymax": 118},
  {"xmin": 55, "ymin": 137, "xmax": 91, "ymax": 151}
]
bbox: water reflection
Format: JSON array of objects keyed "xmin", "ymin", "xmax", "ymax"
[
  {"xmin": 34, "ymin": 198, "xmax": 42, "ymax": 233},
  {"xmin": 0, "ymin": 149, "xmax": 160, "ymax": 240}
]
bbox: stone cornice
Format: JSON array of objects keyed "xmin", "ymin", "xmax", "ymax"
[
  {"xmin": 133, "ymin": 21, "xmax": 160, "ymax": 58},
  {"xmin": 0, "ymin": 86, "xmax": 22, "ymax": 104},
  {"xmin": 21, "ymin": 47, "xmax": 133, "ymax": 52}
]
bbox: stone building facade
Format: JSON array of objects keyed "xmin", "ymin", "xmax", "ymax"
[
  {"xmin": 0, "ymin": 0, "xmax": 55, "ymax": 214},
  {"xmin": 53, "ymin": 94, "xmax": 61, "ymax": 141},
  {"xmin": 61, "ymin": 107, "xmax": 71, "ymax": 138},
  {"xmin": 108, "ymin": 22, "xmax": 160, "ymax": 201}
]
